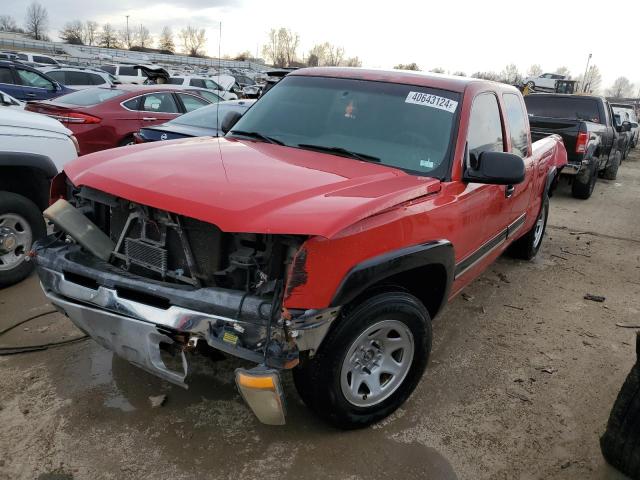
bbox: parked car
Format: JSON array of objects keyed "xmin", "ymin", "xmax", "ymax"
[
  {"xmin": 523, "ymin": 73, "xmax": 567, "ymax": 91},
  {"xmin": 134, "ymin": 99, "xmax": 255, "ymax": 143},
  {"xmin": 168, "ymin": 75, "xmax": 237, "ymax": 100},
  {"xmin": 0, "ymin": 107, "xmax": 78, "ymax": 287},
  {"xmin": 0, "ymin": 60, "xmax": 73, "ymax": 101},
  {"xmin": 39, "ymin": 66, "xmax": 120, "ymax": 90},
  {"xmin": 33, "ymin": 68, "xmax": 567, "ymax": 428},
  {"xmin": 15, "ymin": 52, "xmax": 60, "ymax": 66},
  {"xmin": 25, "ymin": 85, "xmax": 215, "ymax": 155},
  {"xmin": 0, "ymin": 90, "xmax": 25, "ymax": 109},
  {"xmin": 99, "ymin": 64, "xmax": 146, "ymax": 84},
  {"xmin": 612, "ymin": 103, "xmax": 639, "ymax": 149},
  {"xmin": 525, "ymin": 93, "xmax": 628, "ymax": 199}
]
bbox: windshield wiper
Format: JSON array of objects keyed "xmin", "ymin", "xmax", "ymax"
[
  {"xmin": 228, "ymin": 130, "xmax": 284, "ymax": 145},
  {"xmin": 296, "ymin": 144, "xmax": 380, "ymax": 163}
]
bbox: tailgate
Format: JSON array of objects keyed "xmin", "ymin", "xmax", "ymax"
[{"xmin": 529, "ymin": 116, "xmax": 582, "ymax": 156}]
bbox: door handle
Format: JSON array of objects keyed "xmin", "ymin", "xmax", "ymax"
[
  {"xmin": 142, "ymin": 117, "xmax": 157, "ymax": 121},
  {"xmin": 505, "ymin": 185, "xmax": 515, "ymax": 198},
  {"xmin": 26, "ymin": 93, "xmax": 36, "ymax": 97}
]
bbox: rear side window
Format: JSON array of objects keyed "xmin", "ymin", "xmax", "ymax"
[
  {"xmin": 524, "ymin": 96, "xmax": 601, "ymax": 123},
  {"xmin": 0, "ymin": 67, "xmax": 15, "ymax": 84},
  {"xmin": 141, "ymin": 92, "xmax": 179, "ymax": 113},
  {"xmin": 118, "ymin": 66, "xmax": 138, "ymax": 77},
  {"xmin": 122, "ymin": 97, "xmax": 140, "ymax": 110},
  {"xmin": 189, "ymin": 78, "xmax": 206, "ymax": 88},
  {"xmin": 88, "ymin": 73, "xmax": 107, "ymax": 85},
  {"xmin": 168, "ymin": 77, "xmax": 183, "ymax": 85},
  {"xmin": 46, "ymin": 71, "xmax": 66, "ymax": 84},
  {"xmin": 503, "ymin": 94, "xmax": 529, "ymax": 157},
  {"xmin": 66, "ymin": 71, "xmax": 91, "ymax": 85},
  {"xmin": 54, "ymin": 88, "xmax": 127, "ymax": 106},
  {"xmin": 468, "ymin": 93, "xmax": 504, "ymax": 157},
  {"xmin": 100, "ymin": 65, "xmax": 116, "ymax": 75},
  {"xmin": 33, "ymin": 55, "xmax": 56, "ymax": 65},
  {"xmin": 177, "ymin": 93, "xmax": 209, "ymax": 112}
]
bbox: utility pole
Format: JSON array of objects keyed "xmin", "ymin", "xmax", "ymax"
[{"xmin": 582, "ymin": 53, "xmax": 592, "ymax": 93}]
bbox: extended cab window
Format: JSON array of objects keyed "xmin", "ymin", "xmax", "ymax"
[
  {"xmin": 230, "ymin": 76, "xmax": 461, "ymax": 177},
  {"xmin": 503, "ymin": 93, "xmax": 529, "ymax": 157},
  {"xmin": 118, "ymin": 66, "xmax": 138, "ymax": 77},
  {"xmin": 467, "ymin": 93, "xmax": 504, "ymax": 158}
]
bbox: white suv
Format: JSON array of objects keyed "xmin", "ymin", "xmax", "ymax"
[
  {"xmin": 39, "ymin": 66, "xmax": 119, "ymax": 90},
  {"xmin": 99, "ymin": 64, "xmax": 146, "ymax": 84},
  {"xmin": 15, "ymin": 52, "xmax": 60, "ymax": 66},
  {"xmin": 0, "ymin": 108, "xmax": 78, "ymax": 287},
  {"xmin": 168, "ymin": 75, "xmax": 238, "ymax": 100}
]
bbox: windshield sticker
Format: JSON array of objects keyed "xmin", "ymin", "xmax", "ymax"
[
  {"xmin": 405, "ymin": 92, "xmax": 458, "ymax": 113},
  {"xmin": 420, "ymin": 159, "xmax": 434, "ymax": 169}
]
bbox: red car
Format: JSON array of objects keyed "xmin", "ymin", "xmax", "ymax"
[
  {"xmin": 25, "ymin": 85, "xmax": 220, "ymax": 155},
  {"xmin": 35, "ymin": 68, "xmax": 567, "ymax": 429}
]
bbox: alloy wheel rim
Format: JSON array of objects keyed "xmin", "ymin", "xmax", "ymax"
[
  {"xmin": 533, "ymin": 205, "xmax": 547, "ymax": 248},
  {"xmin": 0, "ymin": 213, "xmax": 33, "ymax": 271},
  {"xmin": 340, "ymin": 319, "xmax": 414, "ymax": 407}
]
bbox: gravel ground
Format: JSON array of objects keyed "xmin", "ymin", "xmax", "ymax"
[{"xmin": 1, "ymin": 150, "xmax": 639, "ymax": 480}]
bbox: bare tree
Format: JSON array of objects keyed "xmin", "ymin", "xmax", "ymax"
[
  {"xmin": 527, "ymin": 64, "xmax": 542, "ymax": 77},
  {"xmin": 119, "ymin": 26, "xmax": 137, "ymax": 49},
  {"xmin": 158, "ymin": 26, "xmax": 175, "ymax": 53},
  {"xmin": 555, "ymin": 66, "xmax": 571, "ymax": 78},
  {"xmin": 99, "ymin": 23, "xmax": 121, "ymax": 49},
  {"xmin": 430, "ymin": 67, "xmax": 445, "ymax": 74},
  {"xmin": 583, "ymin": 65, "xmax": 602, "ymax": 94},
  {"xmin": 499, "ymin": 63, "xmax": 522, "ymax": 84},
  {"xmin": 180, "ymin": 26, "xmax": 206, "ymax": 57},
  {"xmin": 394, "ymin": 63, "xmax": 420, "ymax": 71},
  {"xmin": 137, "ymin": 25, "xmax": 151, "ymax": 48},
  {"xmin": 0, "ymin": 15, "xmax": 19, "ymax": 32},
  {"xmin": 325, "ymin": 44, "xmax": 344, "ymax": 66},
  {"xmin": 452, "ymin": 71, "xmax": 466, "ymax": 77},
  {"xmin": 83, "ymin": 21, "xmax": 98, "ymax": 46},
  {"xmin": 59, "ymin": 20, "xmax": 84, "ymax": 45},
  {"xmin": 24, "ymin": 2, "xmax": 49, "ymax": 40},
  {"xmin": 263, "ymin": 28, "xmax": 299, "ymax": 67},
  {"xmin": 233, "ymin": 50, "xmax": 253, "ymax": 61},
  {"xmin": 606, "ymin": 77, "xmax": 634, "ymax": 99},
  {"xmin": 471, "ymin": 71, "xmax": 500, "ymax": 81},
  {"xmin": 306, "ymin": 43, "xmax": 327, "ymax": 66},
  {"xmin": 344, "ymin": 56, "xmax": 362, "ymax": 67}
]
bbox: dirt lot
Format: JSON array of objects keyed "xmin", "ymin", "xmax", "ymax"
[{"xmin": 1, "ymin": 150, "xmax": 639, "ymax": 480}]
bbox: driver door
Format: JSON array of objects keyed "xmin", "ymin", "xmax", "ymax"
[{"xmin": 15, "ymin": 68, "xmax": 57, "ymax": 100}]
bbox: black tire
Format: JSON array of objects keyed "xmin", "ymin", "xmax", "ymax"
[
  {"xmin": 603, "ymin": 151, "xmax": 621, "ymax": 180},
  {"xmin": 508, "ymin": 194, "xmax": 549, "ymax": 260},
  {"xmin": 601, "ymin": 333, "xmax": 640, "ymax": 478},
  {"xmin": 292, "ymin": 291, "xmax": 431, "ymax": 429},
  {"xmin": 0, "ymin": 192, "xmax": 46, "ymax": 288},
  {"xmin": 572, "ymin": 160, "xmax": 597, "ymax": 199},
  {"xmin": 119, "ymin": 136, "xmax": 135, "ymax": 147},
  {"xmin": 526, "ymin": 81, "xmax": 535, "ymax": 89}
]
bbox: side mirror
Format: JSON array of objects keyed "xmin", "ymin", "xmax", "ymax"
[
  {"xmin": 52, "ymin": 81, "xmax": 62, "ymax": 91},
  {"xmin": 463, "ymin": 151, "xmax": 525, "ymax": 185},
  {"xmin": 621, "ymin": 121, "xmax": 632, "ymax": 133},
  {"xmin": 0, "ymin": 92, "xmax": 9, "ymax": 105},
  {"xmin": 221, "ymin": 110, "xmax": 243, "ymax": 134}
]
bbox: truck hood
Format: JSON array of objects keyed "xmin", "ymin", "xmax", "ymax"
[
  {"xmin": 0, "ymin": 107, "xmax": 71, "ymax": 136},
  {"xmin": 64, "ymin": 137, "xmax": 441, "ymax": 238}
]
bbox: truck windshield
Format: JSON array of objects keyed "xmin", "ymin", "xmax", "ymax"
[
  {"xmin": 229, "ymin": 76, "xmax": 460, "ymax": 176},
  {"xmin": 524, "ymin": 96, "xmax": 601, "ymax": 124}
]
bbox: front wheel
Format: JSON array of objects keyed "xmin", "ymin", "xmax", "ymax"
[
  {"xmin": 293, "ymin": 292, "xmax": 431, "ymax": 429},
  {"xmin": 508, "ymin": 194, "xmax": 549, "ymax": 260},
  {"xmin": 0, "ymin": 192, "xmax": 46, "ymax": 288}
]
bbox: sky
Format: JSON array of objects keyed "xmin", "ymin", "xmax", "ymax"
[{"xmin": 4, "ymin": 0, "xmax": 640, "ymax": 91}]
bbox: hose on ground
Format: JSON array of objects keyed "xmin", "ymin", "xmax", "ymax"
[{"xmin": 0, "ymin": 309, "xmax": 88, "ymax": 355}]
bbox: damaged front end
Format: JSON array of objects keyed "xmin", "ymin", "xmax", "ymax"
[{"xmin": 34, "ymin": 182, "xmax": 339, "ymax": 424}]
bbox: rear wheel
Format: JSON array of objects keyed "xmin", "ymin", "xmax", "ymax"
[
  {"xmin": 119, "ymin": 136, "xmax": 135, "ymax": 147},
  {"xmin": 0, "ymin": 192, "xmax": 46, "ymax": 288},
  {"xmin": 293, "ymin": 291, "xmax": 431, "ymax": 429},
  {"xmin": 508, "ymin": 194, "xmax": 549, "ymax": 260},
  {"xmin": 571, "ymin": 160, "xmax": 597, "ymax": 199},
  {"xmin": 603, "ymin": 151, "xmax": 621, "ymax": 180}
]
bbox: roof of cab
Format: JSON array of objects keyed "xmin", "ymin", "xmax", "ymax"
[{"xmin": 290, "ymin": 67, "xmax": 495, "ymax": 93}]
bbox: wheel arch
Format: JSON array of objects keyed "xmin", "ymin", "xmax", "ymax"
[
  {"xmin": 330, "ymin": 240, "xmax": 455, "ymax": 320},
  {"xmin": 0, "ymin": 152, "xmax": 56, "ymax": 210}
]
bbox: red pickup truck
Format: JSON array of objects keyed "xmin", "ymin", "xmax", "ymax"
[{"xmin": 34, "ymin": 68, "xmax": 567, "ymax": 429}]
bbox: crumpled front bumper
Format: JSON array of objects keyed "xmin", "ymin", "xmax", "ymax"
[{"xmin": 34, "ymin": 240, "xmax": 340, "ymax": 389}]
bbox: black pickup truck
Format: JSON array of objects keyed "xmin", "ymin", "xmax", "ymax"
[{"xmin": 524, "ymin": 94, "xmax": 630, "ymax": 199}]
